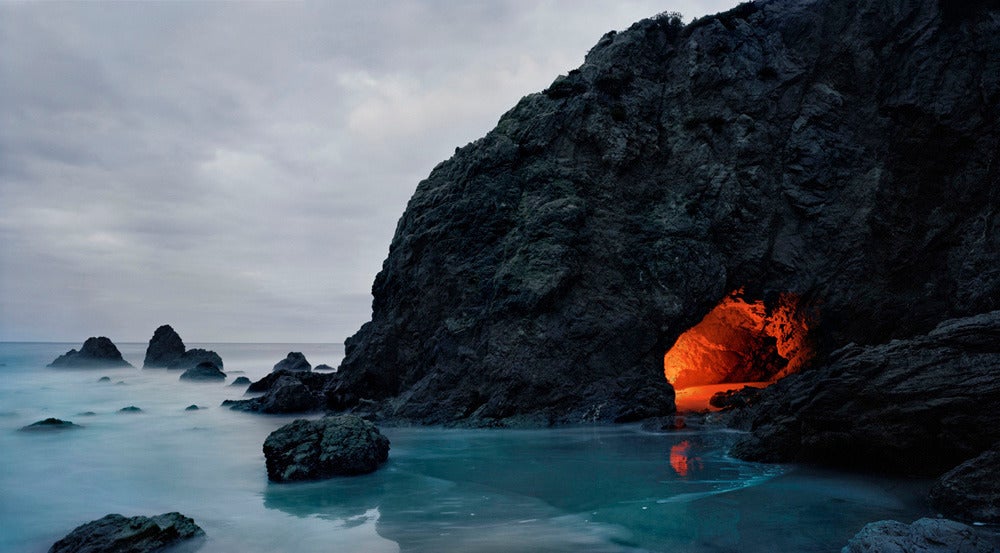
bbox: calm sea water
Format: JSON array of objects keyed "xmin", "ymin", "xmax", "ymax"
[{"xmin": 0, "ymin": 342, "xmax": 931, "ymax": 552}]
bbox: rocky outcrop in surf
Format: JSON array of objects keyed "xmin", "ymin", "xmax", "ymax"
[
  {"xmin": 48, "ymin": 337, "xmax": 132, "ymax": 369},
  {"xmin": 142, "ymin": 325, "xmax": 185, "ymax": 368}
]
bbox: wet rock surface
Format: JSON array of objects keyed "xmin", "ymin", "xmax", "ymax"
[
  {"xmin": 263, "ymin": 415, "xmax": 390, "ymax": 482},
  {"xmin": 48, "ymin": 337, "xmax": 132, "ymax": 369},
  {"xmin": 142, "ymin": 325, "xmax": 185, "ymax": 368},
  {"xmin": 49, "ymin": 512, "xmax": 204, "ymax": 553},
  {"xmin": 841, "ymin": 517, "xmax": 1000, "ymax": 553},
  {"xmin": 317, "ymin": 0, "xmax": 1000, "ymax": 426},
  {"xmin": 179, "ymin": 361, "xmax": 226, "ymax": 382},
  {"xmin": 730, "ymin": 312, "xmax": 1000, "ymax": 475},
  {"xmin": 930, "ymin": 444, "xmax": 1000, "ymax": 524}
]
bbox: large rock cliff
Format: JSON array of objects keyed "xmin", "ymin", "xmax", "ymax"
[{"xmin": 322, "ymin": 0, "xmax": 999, "ymax": 427}]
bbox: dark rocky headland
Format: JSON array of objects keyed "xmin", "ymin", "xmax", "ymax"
[
  {"xmin": 244, "ymin": 0, "xmax": 999, "ymax": 435},
  {"xmin": 226, "ymin": 0, "xmax": 999, "ymax": 543}
]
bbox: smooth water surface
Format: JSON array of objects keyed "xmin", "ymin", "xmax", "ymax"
[{"xmin": 0, "ymin": 343, "xmax": 931, "ymax": 552}]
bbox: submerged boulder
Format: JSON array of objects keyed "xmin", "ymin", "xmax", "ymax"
[
  {"xmin": 263, "ymin": 415, "xmax": 390, "ymax": 482},
  {"xmin": 272, "ymin": 352, "xmax": 311, "ymax": 372},
  {"xmin": 930, "ymin": 445, "xmax": 1000, "ymax": 524},
  {"xmin": 142, "ymin": 325, "xmax": 185, "ymax": 368},
  {"xmin": 167, "ymin": 348, "xmax": 223, "ymax": 372},
  {"xmin": 841, "ymin": 517, "xmax": 1000, "ymax": 553},
  {"xmin": 49, "ymin": 512, "xmax": 204, "ymax": 553},
  {"xmin": 179, "ymin": 361, "xmax": 226, "ymax": 382},
  {"xmin": 19, "ymin": 418, "xmax": 81, "ymax": 432},
  {"xmin": 48, "ymin": 337, "xmax": 132, "ymax": 369}
]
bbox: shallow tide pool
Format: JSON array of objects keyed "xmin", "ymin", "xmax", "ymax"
[{"xmin": 0, "ymin": 343, "xmax": 931, "ymax": 552}]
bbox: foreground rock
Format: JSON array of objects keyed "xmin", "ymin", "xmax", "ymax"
[
  {"xmin": 142, "ymin": 325, "xmax": 186, "ymax": 368},
  {"xmin": 263, "ymin": 415, "xmax": 390, "ymax": 482},
  {"xmin": 179, "ymin": 361, "xmax": 226, "ymax": 382},
  {"xmin": 930, "ymin": 445, "xmax": 1000, "ymax": 524},
  {"xmin": 841, "ymin": 517, "xmax": 1000, "ymax": 553},
  {"xmin": 167, "ymin": 348, "xmax": 223, "ymax": 372},
  {"xmin": 19, "ymin": 418, "xmax": 81, "ymax": 432},
  {"xmin": 48, "ymin": 337, "xmax": 132, "ymax": 369},
  {"xmin": 320, "ymin": 0, "xmax": 1000, "ymax": 426},
  {"xmin": 224, "ymin": 373, "xmax": 324, "ymax": 414},
  {"xmin": 272, "ymin": 352, "xmax": 311, "ymax": 372},
  {"xmin": 730, "ymin": 312, "xmax": 1000, "ymax": 475},
  {"xmin": 49, "ymin": 512, "xmax": 204, "ymax": 553}
]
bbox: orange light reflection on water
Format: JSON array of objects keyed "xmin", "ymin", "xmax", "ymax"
[{"xmin": 670, "ymin": 440, "xmax": 702, "ymax": 477}]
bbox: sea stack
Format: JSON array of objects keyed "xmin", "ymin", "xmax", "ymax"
[
  {"xmin": 48, "ymin": 337, "xmax": 132, "ymax": 369},
  {"xmin": 143, "ymin": 325, "xmax": 185, "ymax": 368}
]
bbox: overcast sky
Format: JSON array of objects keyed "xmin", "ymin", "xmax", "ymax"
[{"xmin": 0, "ymin": 0, "xmax": 738, "ymax": 344}]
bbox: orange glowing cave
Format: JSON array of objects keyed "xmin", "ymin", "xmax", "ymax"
[{"xmin": 664, "ymin": 289, "xmax": 812, "ymax": 412}]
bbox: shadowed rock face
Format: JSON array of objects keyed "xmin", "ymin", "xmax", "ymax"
[
  {"xmin": 930, "ymin": 444, "xmax": 1000, "ymax": 523},
  {"xmin": 730, "ymin": 311, "xmax": 1000, "ymax": 475},
  {"xmin": 322, "ymin": 0, "xmax": 999, "ymax": 426},
  {"xmin": 841, "ymin": 517, "xmax": 1000, "ymax": 553}
]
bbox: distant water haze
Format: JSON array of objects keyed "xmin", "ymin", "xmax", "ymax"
[{"xmin": 1, "ymin": 342, "xmax": 934, "ymax": 552}]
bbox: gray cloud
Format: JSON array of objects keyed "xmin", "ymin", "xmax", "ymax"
[{"xmin": 0, "ymin": 1, "xmax": 738, "ymax": 343}]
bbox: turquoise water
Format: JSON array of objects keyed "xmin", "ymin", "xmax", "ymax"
[{"xmin": 0, "ymin": 343, "xmax": 931, "ymax": 552}]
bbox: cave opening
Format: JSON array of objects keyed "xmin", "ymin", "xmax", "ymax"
[{"xmin": 664, "ymin": 289, "xmax": 812, "ymax": 412}]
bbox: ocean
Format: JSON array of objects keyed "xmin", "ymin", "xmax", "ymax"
[{"xmin": 0, "ymin": 342, "xmax": 931, "ymax": 552}]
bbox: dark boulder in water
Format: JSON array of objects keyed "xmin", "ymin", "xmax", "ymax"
[
  {"xmin": 230, "ymin": 376, "xmax": 251, "ymax": 387},
  {"xmin": 841, "ymin": 517, "xmax": 1000, "ymax": 553},
  {"xmin": 167, "ymin": 348, "xmax": 223, "ymax": 372},
  {"xmin": 47, "ymin": 337, "xmax": 132, "ymax": 369},
  {"xmin": 119, "ymin": 406, "xmax": 142, "ymax": 414},
  {"xmin": 263, "ymin": 415, "xmax": 390, "ymax": 482},
  {"xmin": 49, "ymin": 512, "xmax": 204, "ymax": 553},
  {"xmin": 225, "ymin": 374, "xmax": 323, "ymax": 414},
  {"xmin": 730, "ymin": 312, "xmax": 1000, "ymax": 475},
  {"xmin": 930, "ymin": 444, "xmax": 1000, "ymax": 524},
  {"xmin": 19, "ymin": 418, "xmax": 81, "ymax": 431},
  {"xmin": 318, "ymin": 0, "xmax": 1000, "ymax": 429},
  {"xmin": 142, "ymin": 325, "xmax": 185, "ymax": 368},
  {"xmin": 185, "ymin": 405, "xmax": 200, "ymax": 411},
  {"xmin": 97, "ymin": 376, "xmax": 111, "ymax": 383},
  {"xmin": 179, "ymin": 361, "xmax": 226, "ymax": 382},
  {"xmin": 272, "ymin": 352, "xmax": 311, "ymax": 372}
]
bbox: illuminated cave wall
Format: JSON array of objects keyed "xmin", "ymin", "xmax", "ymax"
[{"xmin": 663, "ymin": 290, "xmax": 812, "ymax": 390}]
